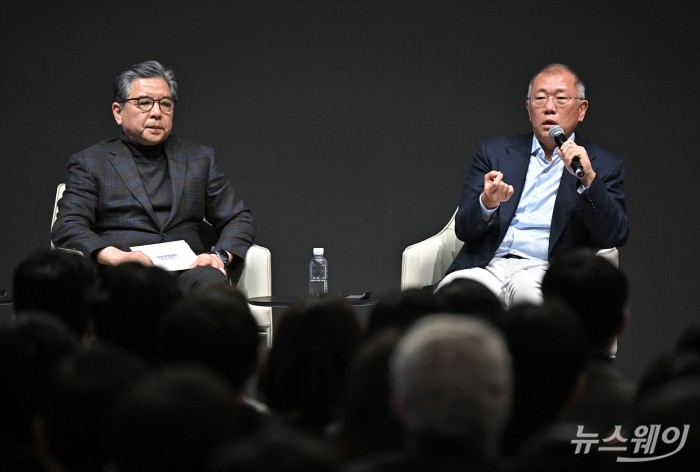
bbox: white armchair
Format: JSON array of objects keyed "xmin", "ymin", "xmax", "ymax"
[
  {"xmin": 401, "ymin": 208, "xmax": 618, "ymax": 290},
  {"xmin": 237, "ymin": 245, "xmax": 273, "ymax": 349},
  {"xmin": 51, "ymin": 183, "xmax": 273, "ymax": 348}
]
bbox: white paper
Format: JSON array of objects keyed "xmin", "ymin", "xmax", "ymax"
[{"xmin": 130, "ymin": 240, "xmax": 198, "ymax": 271}]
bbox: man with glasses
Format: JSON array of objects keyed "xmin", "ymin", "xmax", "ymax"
[
  {"xmin": 51, "ymin": 60, "xmax": 255, "ymax": 291},
  {"xmin": 435, "ymin": 63, "xmax": 629, "ymax": 308}
]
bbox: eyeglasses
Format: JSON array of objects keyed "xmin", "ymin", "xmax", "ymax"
[
  {"xmin": 528, "ymin": 95, "xmax": 583, "ymax": 108},
  {"xmin": 124, "ymin": 96, "xmax": 176, "ymax": 114}
]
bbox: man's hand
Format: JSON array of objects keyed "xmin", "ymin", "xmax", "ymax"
[
  {"xmin": 558, "ymin": 141, "xmax": 597, "ymax": 187},
  {"xmin": 190, "ymin": 252, "xmax": 229, "ymax": 275},
  {"xmin": 96, "ymin": 246, "xmax": 154, "ymax": 266},
  {"xmin": 481, "ymin": 170, "xmax": 514, "ymax": 209}
]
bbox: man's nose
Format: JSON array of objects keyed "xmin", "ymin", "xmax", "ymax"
[
  {"xmin": 149, "ymin": 102, "xmax": 163, "ymax": 116},
  {"xmin": 543, "ymin": 96, "xmax": 558, "ymax": 110}
]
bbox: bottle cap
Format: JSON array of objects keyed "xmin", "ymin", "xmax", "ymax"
[{"xmin": 313, "ymin": 248, "xmax": 324, "ymax": 255}]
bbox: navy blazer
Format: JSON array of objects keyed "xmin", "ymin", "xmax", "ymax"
[
  {"xmin": 446, "ymin": 133, "xmax": 630, "ymax": 274},
  {"xmin": 51, "ymin": 135, "xmax": 256, "ymax": 261}
]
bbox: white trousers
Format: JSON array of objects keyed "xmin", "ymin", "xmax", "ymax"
[{"xmin": 435, "ymin": 256, "xmax": 549, "ymax": 309}]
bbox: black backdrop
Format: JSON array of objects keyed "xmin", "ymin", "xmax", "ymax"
[{"xmin": 1, "ymin": 0, "xmax": 698, "ymax": 383}]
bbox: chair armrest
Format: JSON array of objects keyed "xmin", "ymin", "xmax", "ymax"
[
  {"xmin": 595, "ymin": 247, "xmax": 619, "ymax": 268},
  {"xmin": 402, "ymin": 235, "xmax": 445, "ymax": 290},
  {"xmin": 401, "ymin": 224, "xmax": 464, "ymax": 290},
  {"xmin": 237, "ymin": 244, "xmax": 271, "ymax": 298},
  {"xmin": 237, "ymin": 244, "xmax": 273, "ymax": 348}
]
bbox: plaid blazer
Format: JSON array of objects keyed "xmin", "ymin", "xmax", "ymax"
[{"xmin": 51, "ymin": 135, "xmax": 255, "ymax": 260}]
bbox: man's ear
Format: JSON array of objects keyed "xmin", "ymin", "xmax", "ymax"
[{"xmin": 112, "ymin": 102, "xmax": 123, "ymax": 125}]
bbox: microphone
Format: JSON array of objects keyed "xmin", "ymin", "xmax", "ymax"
[{"xmin": 549, "ymin": 125, "xmax": 585, "ymax": 178}]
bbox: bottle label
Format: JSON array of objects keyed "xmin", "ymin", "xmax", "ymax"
[{"xmin": 309, "ymin": 279, "xmax": 328, "ymax": 297}]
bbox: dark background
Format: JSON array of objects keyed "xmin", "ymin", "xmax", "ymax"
[{"xmin": 1, "ymin": 0, "xmax": 698, "ymax": 383}]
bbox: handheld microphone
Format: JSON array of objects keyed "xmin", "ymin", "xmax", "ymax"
[{"xmin": 549, "ymin": 125, "xmax": 585, "ymax": 178}]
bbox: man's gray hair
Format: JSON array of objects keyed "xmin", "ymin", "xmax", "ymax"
[
  {"xmin": 390, "ymin": 314, "xmax": 512, "ymax": 455},
  {"xmin": 527, "ymin": 63, "xmax": 586, "ymax": 100},
  {"xmin": 113, "ymin": 60, "xmax": 178, "ymax": 103}
]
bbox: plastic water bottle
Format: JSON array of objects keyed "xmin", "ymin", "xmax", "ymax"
[{"xmin": 309, "ymin": 247, "xmax": 328, "ymax": 297}]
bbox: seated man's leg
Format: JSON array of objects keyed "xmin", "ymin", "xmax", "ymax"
[
  {"xmin": 502, "ymin": 260, "xmax": 548, "ymax": 308},
  {"xmin": 176, "ymin": 266, "xmax": 228, "ymax": 292}
]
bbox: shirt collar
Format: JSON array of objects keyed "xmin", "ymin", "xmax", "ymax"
[{"xmin": 531, "ymin": 132, "xmax": 577, "ymax": 162}]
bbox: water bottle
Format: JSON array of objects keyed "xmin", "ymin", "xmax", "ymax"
[{"xmin": 309, "ymin": 247, "xmax": 328, "ymax": 297}]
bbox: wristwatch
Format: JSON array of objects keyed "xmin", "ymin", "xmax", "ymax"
[{"xmin": 210, "ymin": 248, "xmax": 230, "ymax": 268}]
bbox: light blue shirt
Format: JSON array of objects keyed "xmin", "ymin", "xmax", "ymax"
[{"xmin": 482, "ymin": 134, "xmax": 576, "ymax": 261}]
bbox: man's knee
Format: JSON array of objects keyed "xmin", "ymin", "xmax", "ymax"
[
  {"xmin": 503, "ymin": 266, "xmax": 546, "ymax": 308},
  {"xmin": 176, "ymin": 266, "xmax": 228, "ymax": 292}
]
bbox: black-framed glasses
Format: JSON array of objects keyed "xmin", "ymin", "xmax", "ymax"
[
  {"xmin": 528, "ymin": 95, "xmax": 583, "ymax": 108},
  {"xmin": 124, "ymin": 96, "xmax": 176, "ymax": 114}
]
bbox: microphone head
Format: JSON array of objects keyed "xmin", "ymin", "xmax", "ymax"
[{"xmin": 548, "ymin": 125, "xmax": 565, "ymax": 138}]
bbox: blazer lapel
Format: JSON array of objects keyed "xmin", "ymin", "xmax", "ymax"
[
  {"xmin": 165, "ymin": 136, "xmax": 187, "ymax": 227},
  {"xmin": 498, "ymin": 137, "xmax": 532, "ymax": 233},
  {"xmin": 549, "ymin": 136, "xmax": 597, "ymax": 251},
  {"xmin": 108, "ymin": 140, "xmax": 158, "ymax": 223},
  {"xmin": 549, "ymin": 170, "xmax": 579, "ymax": 250}
]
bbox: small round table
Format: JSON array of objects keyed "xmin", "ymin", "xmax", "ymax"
[
  {"xmin": 248, "ymin": 293, "xmax": 378, "ymax": 334},
  {"xmin": 248, "ymin": 294, "xmax": 377, "ymax": 308}
]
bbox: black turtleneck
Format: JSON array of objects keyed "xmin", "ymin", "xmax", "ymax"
[{"xmin": 120, "ymin": 135, "xmax": 173, "ymax": 227}]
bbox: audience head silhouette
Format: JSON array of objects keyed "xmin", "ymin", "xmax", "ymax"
[
  {"xmin": 435, "ymin": 277, "xmax": 505, "ymax": 327},
  {"xmin": 0, "ymin": 312, "xmax": 77, "ymax": 470},
  {"xmin": 12, "ymin": 248, "xmax": 97, "ymax": 339},
  {"xmin": 258, "ymin": 294, "xmax": 363, "ymax": 435},
  {"xmin": 157, "ymin": 284, "xmax": 260, "ymax": 395},
  {"xmin": 88, "ymin": 262, "xmax": 183, "ymax": 364},
  {"xmin": 632, "ymin": 323, "xmax": 700, "ymax": 469},
  {"xmin": 499, "ymin": 301, "xmax": 588, "ymax": 458},
  {"xmin": 365, "ymin": 288, "xmax": 443, "ymax": 338},
  {"xmin": 389, "ymin": 314, "xmax": 512, "ymax": 459},
  {"xmin": 541, "ymin": 248, "xmax": 629, "ymax": 353},
  {"xmin": 338, "ymin": 327, "xmax": 404, "ymax": 461},
  {"xmin": 34, "ymin": 343, "xmax": 147, "ymax": 472},
  {"xmin": 104, "ymin": 366, "xmax": 254, "ymax": 472}
]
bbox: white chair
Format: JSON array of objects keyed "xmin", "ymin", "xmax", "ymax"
[
  {"xmin": 51, "ymin": 183, "xmax": 273, "ymax": 348},
  {"xmin": 401, "ymin": 208, "xmax": 619, "ymax": 290}
]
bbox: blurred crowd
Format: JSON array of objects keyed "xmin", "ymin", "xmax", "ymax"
[{"xmin": 1, "ymin": 247, "xmax": 697, "ymax": 472}]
